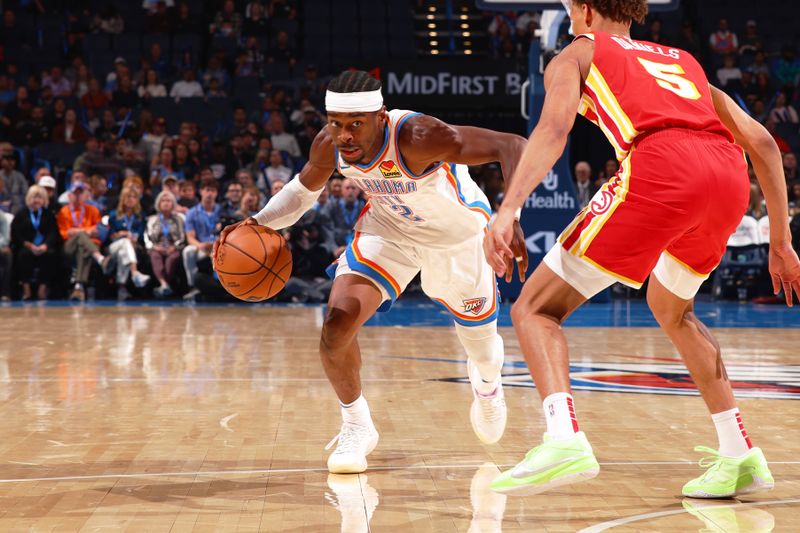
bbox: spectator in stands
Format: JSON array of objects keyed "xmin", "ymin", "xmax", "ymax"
[
  {"xmin": 784, "ymin": 152, "xmax": 798, "ymax": 182},
  {"xmin": 709, "ymin": 18, "xmax": 738, "ymax": 58},
  {"xmin": 80, "ymin": 137, "xmax": 124, "ymax": 181},
  {"xmin": 142, "ymin": 0, "xmax": 174, "ymax": 14},
  {"xmin": 237, "ymin": 187, "xmax": 260, "ymax": 219},
  {"xmin": 0, "ymin": 201, "xmax": 10, "ymax": 300},
  {"xmin": 81, "ymin": 78, "xmax": 110, "ymax": 111},
  {"xmin": 112, "ymin": 75, "xmax": 140, "ymax": 110},
  {"xmin": 145, "ymin": 0, "xmax": 174, "ymax": 33},
  {"xmin": 57, "ymin": 182, "xmax": 106, "ymax": 301},
  {"xmin": 243, "ymin": 1, "xmax": 269, "ymax": 37},
  {"xmin": 94, "ymin": 109, "xmax": 119, "ymax": 141},
  {"xmin": 0, "ymin": 74, "xmax": 15, "ymax": 106},
  {"xmin": 178, "ymin": 180, "xmax": 197, "ymax": 210},
  {"xmin": 145, "ymin": 190, "xmax": 185, "ymax": 297},
  {"xmin": 768, "ymin": 92, "xmax": 799, "ymax": 124},
  {"xmin": 283, "ymin": 210, "xmax": 333, "ymax": 303},
  {"xmin": 211, "ymin": 0, "xmax": 243, "ymax": 38},
  {"xmin": 105, "ymin": 58, "xmax": 130, "ymax": 93},
  {"xmin": 170, "ymin": 69, "xmax": 204, "ymax": 100},
  {"xmin": 42, "ymin": 67, "xmax": 72, "ymax": 98},
  {"xmin": 0, "ymin": 153, "xmax": 27, "ymax": 214},
  {"xmin": 92, "ymin": 5, "xmax": 124, "ymax": 34},
  {"xmin": 0, "ymin": 87, "xmax": 30, "ymax": 130},
  {"xmin": 150, "ymin": 147, "xmax": 177, "ymax": 185},
  {"xmin": 325, "ymin": 177, "xmax": 364, "ymax": 250},
  {"xmin": 52, "ymin": 108, "xmax": 90, "ymax": 144},
  {"xmin": 597, "ymin": 159, "xmax": 619, "ymax": 186},
  {"xmin": 37, "ymin": 175, "xmax": 57, "ymax": 210},
  {"xmin": 574, "ymin": 161, "xmax": 597, "ymax": 209},
  {"xmin": 220, "ymin": 180, "xmax": 243, "ymax": 218},
  {"xmin": 738, "ymin": 20, "xmax": 761, "ymax": 57},
  {"xmin": 86, "ymin": 174, "xmax": 109, "ymax": 213},
  {"xmin": 772, "ymin": 46, "xmax": 800, "ymax": 88},
  {"xmin": 138, "ymin": 70, "xmax": 167, "ymax": 100},
  {"xmin": 270, "ymin": 178, "xmax": 285, "ymax": 197},
  {"xmin": 268, "ymin": 31, "xmax": 297, "ymax": 66},
  {"xmin": 206, "ymin": 78, "xmax": 227, "ymax": 99},
  {"xmin": 0, "ymin": 177, "xmax": 12, "ymax": 214},
  {"xmin": 182, "ymin": 178, "xmax": 220, "ymax": 300},
  {"xmin": 140, "ymin": 117, "xmax": 168, "ymax": 163},
  {"xmin": 716, "ymin": 55, "xmax": 742, "ymax": 87},
  {"xmin": 174, "ymin": 1, "xmax": 202, "ymax": 34},
  {"xmin": 203, "ymin": 56, "xmax": 231, "ymax": 92},
  {"xmin": 748, "ymin": 51, "xmax": 770, "ymax": 78},
  {"xmin": 173, "ymin": 143, "xmax": 197, "ymax": 181},
  {"xmin": 247, "ymin": 148, "xmax": 271, "ymax": 195},
  {"xmin": 644, "ymin": 18, "xmax": 668, "ymax": 44},
  {"xmin": 11, "ymin": 185, "xmax": 60, "ymax": 300},
  {"xmin": 46, "ymin": 98, "xmax": 67, "ymax": 131},
  {"xmin": 267, "ymin": 114, "xmax": 300, "ymax": 159},
  {"xmin": 14, "ymin": 105, "xmax": 51, "ymax": 146},
  {"xmin": 147, "ymin": 42, "xmax": 172, "ymax": 81},
  {"xmin": 106, "ymin": 186, "xmax": 150, "ymax": 299},
  {"xmin": 266, "ymin": 149, "xmax": 292, "ymax": 184}
]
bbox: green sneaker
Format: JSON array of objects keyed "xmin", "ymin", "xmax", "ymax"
[
  {"xmin": 682, "ymin": 446, "xmax": 774, "ymax": 498},
  {"xmin": 491, "ymin": 432, "xmax": 600, "ymax": 495}
]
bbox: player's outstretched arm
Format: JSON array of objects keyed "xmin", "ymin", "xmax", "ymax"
[
  {"xmin": 483, "ymin": 39, "xmax": 589, "ymax": 277},
  {"xmin": 215, "ymin": 128, "xmax": 336, "ymax": 257},
  {"xmin": 710, "ymin": 85, "xmax": 800, "ymax": 305}
]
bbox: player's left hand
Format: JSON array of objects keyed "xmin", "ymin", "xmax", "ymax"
[{"xmin": 484, "ymin": 209, "xmax": 515, "ymax": 279}]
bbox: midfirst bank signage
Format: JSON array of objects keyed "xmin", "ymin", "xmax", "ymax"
[{"xmin": 380, "ymin": 60, "xmax": 524, "ymax": 110}]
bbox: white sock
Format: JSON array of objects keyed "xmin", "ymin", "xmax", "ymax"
[
  {"xmin": 542, "ymin": 392, "xmax": 579, "ymax": 440},
  {"xmin": 712, "ymin": 408, "xmax": 753, "ymax": 457},
  {"xmin": 340, "ymin": 394, "xmax": 374, "ymax": 427}
]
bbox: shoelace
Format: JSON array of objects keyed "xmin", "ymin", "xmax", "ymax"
[
  {"xmin": 325, "ymin": 421, "xmax": 372, "ymax": 453},
  {"xmin": 695, "ymin": 445, "xmax": 724, "ymax": 481},
  {"xmin": 478, "ymin": 394, "xmax": 505, "ymax": 423}
]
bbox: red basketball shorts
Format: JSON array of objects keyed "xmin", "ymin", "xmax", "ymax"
[{"xmin": 549, "ymin": 128, "xmax": 750, "ymax": 299}]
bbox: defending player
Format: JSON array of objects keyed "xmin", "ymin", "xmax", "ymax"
[
  {"xmin": 484, "ymin": 0, "xmax": 800, "ymax": 497},
  {"xmin": 216, "ymin": 70, "xmax": 528, "ymax": 473}
]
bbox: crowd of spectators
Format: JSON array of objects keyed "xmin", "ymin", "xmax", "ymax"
[{"xmin": 0, "ymin": 0, "xmax": 372, "ymax": 303}]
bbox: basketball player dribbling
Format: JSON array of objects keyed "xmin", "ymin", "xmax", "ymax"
[
  {"xmin": 484, "ymin": 0, "xmax": 800, "ymax": 496},
  {"xmin": 216, "ymin": 70, "xmax": 529, "ymax": 473}
]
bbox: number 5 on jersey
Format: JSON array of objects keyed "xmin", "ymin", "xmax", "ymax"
[{"xmin": 637, "ymin": 57, "xmax": 701, "ymax": 101}]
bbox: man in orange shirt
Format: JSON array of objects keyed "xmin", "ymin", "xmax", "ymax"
[{"xmin": 56, "ymin": 182, "xmax": 106, "ymax": 301}]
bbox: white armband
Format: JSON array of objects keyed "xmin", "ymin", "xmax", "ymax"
[{"xmin": 253, "ymin": 175, "xmax": 323, "ymax": 229}]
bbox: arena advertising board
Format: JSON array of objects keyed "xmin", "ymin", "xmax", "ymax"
[{"xmin": 378, "ymin": 60, "xmax": 525, "ymax": 110}]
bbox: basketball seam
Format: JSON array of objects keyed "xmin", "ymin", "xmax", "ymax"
[{"xmin": 225, "ymin": 241, "xmax": 282, "ymax": 280}]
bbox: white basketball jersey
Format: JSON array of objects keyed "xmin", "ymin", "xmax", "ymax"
[{"xmin": 336, "ymin": 109, "xmax": 491, "ymax": 249}]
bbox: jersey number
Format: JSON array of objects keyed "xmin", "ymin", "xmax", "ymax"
[
  {"xmin": 637, "ymin": 57, "xmax": 701, "ymax": 100},
  {"xmin": 390, "ymin": 204, "xmax": 424, "ymax": 222}
]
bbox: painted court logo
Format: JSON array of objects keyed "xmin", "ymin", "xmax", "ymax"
[
  {"xmin": 379, "ymin": 160, "xmax": 402, "ymax": 178},
  {"xmin": 462, "ymin": 297, "xmax": 487, "ymax": 315},
  {"xmin": 435, "ymin": 361, "xmax": 800, "ymax": 400}
]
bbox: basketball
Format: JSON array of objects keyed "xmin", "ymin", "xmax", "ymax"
[{"xmin": 214, "ymin": 225, "xmax": 293, "ymax": 302}]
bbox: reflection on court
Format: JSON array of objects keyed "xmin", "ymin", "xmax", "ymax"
[{"xmin": 0, "ymin": 305, "xmax": 797, "ymax": 531}]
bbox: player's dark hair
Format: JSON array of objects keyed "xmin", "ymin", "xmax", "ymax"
[
  {"xmin": 576, "ymin": 0, "xmax": 648, "ymax": 24},
  {"xmin": 327, "ymin": 70, "xmax": 381, "ymax": 93}
]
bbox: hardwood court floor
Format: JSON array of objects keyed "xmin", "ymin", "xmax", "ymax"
[{"xmin": 0, "ymin": 304, "xmax": 798, "ymax": 532}]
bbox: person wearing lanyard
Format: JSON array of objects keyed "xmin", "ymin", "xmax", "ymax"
[
  {"xmin": 105, "ymin": 186, "xmax": 151, "ymax": 301},
  {"xmin": 56, "ymin": 181, "xmax": 106, "ymax": 302},
  {"xmin": 327, "ymin": 177, "xmax": 365, "ymax": 253},
  {"xmin": 10, "ymin": 185, "xmax": 60, "ymax": 300},
  {"xmin": 182, "ymin": 177, "xmax": 221, "ymax": 301},
  {"xmin": 145, "ymin": 190, "xmax": 186, "ymax": 298}
]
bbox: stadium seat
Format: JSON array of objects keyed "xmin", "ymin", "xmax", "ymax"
[{"xmin": 113, "ymin": 33, "xmax": 141, "ymax": 54}]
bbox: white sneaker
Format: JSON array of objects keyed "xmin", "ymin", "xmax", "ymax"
[
  {"xmin": 468, "ymin": 359, "xmax": 507, "ymax": 444},
  {"xmin": 326, "ymin": 421, "xmax": 379, "ymax": 474},
  {"xmin": 325, "ymin": 474, "xmax": 379, "ymax": 532},
  {"xmin": 469, "ymin": 463, "xmax": 507, "ymax": 533},
  {"xmin": 132, "ymin": 271, "xmax": 150, "ymax": 288}
]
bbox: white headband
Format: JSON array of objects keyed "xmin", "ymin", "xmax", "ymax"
[{"xmin": 325, "ymin": 89, "xmax": 383, "ymax": 113}]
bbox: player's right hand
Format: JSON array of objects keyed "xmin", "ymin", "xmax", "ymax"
[
  {"xmin": 768, "ymin": 240, "xmax": 800, "ymax": 307},
  {"xmin": 213, "ymin": 217, "xmax": 258, "ymax": 266}
]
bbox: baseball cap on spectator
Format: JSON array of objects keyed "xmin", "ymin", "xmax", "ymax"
[
  {"xmin": 162, "ymin": 175, "xmax": 179, "ymax": 186},
  {"xmin": 302, "ymin": 105, "xmax": 317, "ymax": 113},
  {"xmin": 114, "ymin": 57, "xmax": 127, "ymax": 65},
  {"xmin": 69, "ymin": 181, "xmax": 86, "ymax": 192},
  {"xmin": 39, "ymin": 176, "xmax": 57, "ymax": 189}
]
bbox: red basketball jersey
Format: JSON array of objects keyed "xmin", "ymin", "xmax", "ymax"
[{"xmin": 576, "ymin": 31, "xmax": 733, "ymax": 161}]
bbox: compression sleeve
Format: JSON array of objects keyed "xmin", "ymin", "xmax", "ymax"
[{"xmin": 252, "ymin": 175, "xmax": 324, "ymax": 229}]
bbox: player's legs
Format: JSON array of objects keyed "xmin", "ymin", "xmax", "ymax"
[
  {"xmin": 323, "ymin": 232, "xmax": 419, "ymax": 474},
  {"xmin": 419, "ymin": 233, "xmax": 506, "ymax": 443},
  {"xmin": 320, "ymin": 274, "xmax": 384, "ymax": 405}
]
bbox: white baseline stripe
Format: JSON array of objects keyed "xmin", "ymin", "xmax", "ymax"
[
  {"xmin": 2, "ymin": 461, "xmax": 799, "ymax": 484},
  {"xmin": 579, "ymin": 498, "xmax": 800, "ymax": 533}
]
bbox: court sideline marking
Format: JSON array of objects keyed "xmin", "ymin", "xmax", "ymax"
[{"xmin": 1, "ymin": 460, "xmax": 799, "ymax": 484}]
